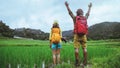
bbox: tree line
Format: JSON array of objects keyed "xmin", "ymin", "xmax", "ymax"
[
  {"xmin": 0, "ymin": 21, "xmax": 14, "ymax": 37},
  {"xmin": 0, "ymin": 21, "xmax": 49, "ymax": 40},
  {"xmin": 14, "ymin": 28, "xmax": 49, "ymax": 40},
  {"xmin": 0, "ymin": 21, "xmax": 120, "ymax": 40},
  {"xmin": 88, "ymin": 22, "xmax": 120, "ymax": 40}
]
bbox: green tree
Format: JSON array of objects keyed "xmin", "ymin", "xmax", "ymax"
[{"xmin": 0, "ymin": 21, "xmax": 13, "ymax": 37}]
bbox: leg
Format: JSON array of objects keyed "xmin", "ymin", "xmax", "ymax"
[
  {"xmin": 51, "ymin": 43, "xmax": 57, "ymax": 65},
  {"xmin": 75, "ymin": 48, "xmax": 79, "ymax": 65},
  {"xmin": 52, "ymin": 49, "xmax": 57, "ymax": 65},
  {"xmin": 75, "ymin": 48, "xmax": 79, "ymax": 60},
  {"xmin": 81, "ymin": 35, "xmax": 87, "ymax": 66},
  {"xmin": 74, "ymin": 34, "xmax": 80, "ymax": 66},
  {"xmin": 82, "ymin": 47, "xmax": 87, "ymax": 66},
  {"xmin": 56, "ymin": 49, "xmax": 60, "ymax": 64}
]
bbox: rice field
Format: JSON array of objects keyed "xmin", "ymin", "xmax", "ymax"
[{"xmin": 0, "ymin": 38, "xmax": 120, "ymax": 68}]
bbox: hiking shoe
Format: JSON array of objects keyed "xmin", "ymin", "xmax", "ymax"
[
  {"xmin": 74, "ymin": 59, "xmax": 80, "ymax": 66},
  {"xmin": 50, "ymin": 64, "xmax": 56, "ymax": 68},
  {"xmin": 83, "ymin": 59, "xmax": 87, "ymax": 66}
]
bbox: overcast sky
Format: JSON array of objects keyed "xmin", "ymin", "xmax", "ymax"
[{"xmin": 0, "ymin": 0, "xmax": 120, "ymax": 32}]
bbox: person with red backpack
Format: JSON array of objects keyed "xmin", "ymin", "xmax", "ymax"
[
  {"xmin": 65, "ymin": 1, "xmax": 92, "ymax": 66},
  {"xmin": 49, "ymin": 20, "xmax": 62, "ymax": 66}
]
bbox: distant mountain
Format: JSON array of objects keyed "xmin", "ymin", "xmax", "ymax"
[
  {"xmin": 14, "ymin": 28, "xmax": 49, "ymax": 40},
  {"xmin": 88, "ymin": 22, "xmax": 120, "ymax": 40},
  {"xmin": 62, "ymin": 22, "xmax": 120, "ymax": 40},
  {"xmin": 1, "ymin": 20, "xmax": 120, "ymax": 40},
  {"xmin": 62, "ymin": 30, "xmax": 73, "ymax": 36},
  {"xmin": 62, "ymin": 30, "xmax": 73, "ymax": 40}
]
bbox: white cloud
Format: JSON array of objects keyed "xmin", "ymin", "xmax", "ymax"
[
  {"xmin": 13, "ymin": 18, "xmax": 30, "ymax": 28},
  {"xmin": 1, "ymin": 0, "xmax": 120, "ymax": 32},
  {"xmin": 88, "ymin": 1, "xmax": 120, "ymax": 27}
]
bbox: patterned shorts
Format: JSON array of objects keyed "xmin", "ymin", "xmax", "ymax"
[{"xmin": 74, "ymin": 34, "xmax": 87, "ymax": 48}]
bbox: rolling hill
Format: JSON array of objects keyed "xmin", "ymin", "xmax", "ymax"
[{"xmin": 62, "ymin": 22, "xmax": 120, "ymax": 40}]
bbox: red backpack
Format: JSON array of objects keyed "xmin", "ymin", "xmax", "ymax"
[{"xmin": 74, "ymin": 16, "xmax": 88, "ymax": 36}]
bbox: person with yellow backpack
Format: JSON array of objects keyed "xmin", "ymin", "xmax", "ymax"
[{"xmin": 49, "ymin": 20, "xmax": 62, "ymax": 66}]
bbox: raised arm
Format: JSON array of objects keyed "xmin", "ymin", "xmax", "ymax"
[
  {"xmin": 85, "ymin": 2, "xmax": 92, "ymax": 19},
  {"xmin": 65, "ymin": 1, "xmax": 74, "ymax": 19}
]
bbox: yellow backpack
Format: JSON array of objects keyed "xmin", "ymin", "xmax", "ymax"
[{"xmin": 51, "ymin": 28, "xmax": 61, "ymax": 44}]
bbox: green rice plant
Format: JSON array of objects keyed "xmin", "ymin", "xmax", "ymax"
[{"xmin": 0, "ymin": 38, "xmax": 120, "ymax": 68}]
